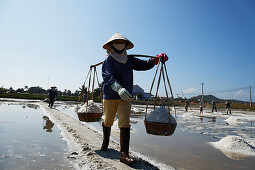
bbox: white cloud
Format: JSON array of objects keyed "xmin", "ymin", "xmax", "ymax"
[
  {"xmin": 234, "ymin": 90, "xmax": 247, "ymax": 97},
  {"xmin": 183, "ymin": 88, "xmax": 198, "ymax": 94}
]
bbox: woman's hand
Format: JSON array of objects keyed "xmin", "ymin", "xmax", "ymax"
[{"xmin": 154, "ymin": 53, "xmax": 168, "ymax": 65}]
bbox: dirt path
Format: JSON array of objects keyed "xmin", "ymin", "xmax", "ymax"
[{"xmin": 39, "ymin": 102, "xmax": 165, "ymax": 170}]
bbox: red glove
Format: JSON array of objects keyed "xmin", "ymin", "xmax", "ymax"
[{"xmin": 154, "ymin": 53, "xmax": 168, "ymax": 65}]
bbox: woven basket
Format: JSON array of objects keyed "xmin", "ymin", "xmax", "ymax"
[
  {"xmin": 77, "ymin": 112, "xmax": 103, "ymax": 122},
  {"xmin": 144, "ymin": 120, "xmax": 177, "ymax": 136}
]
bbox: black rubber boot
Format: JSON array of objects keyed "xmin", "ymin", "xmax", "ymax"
[
  {"xmin": 120, "ymin": 128, "xmax": 136, "ymax": 165},
  {"xmin": 101, "ymin": 123, "xmax": 111, "ymax": 151}
]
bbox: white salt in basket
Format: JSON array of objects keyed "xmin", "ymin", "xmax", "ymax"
[
  {"xmin": 77, "ymin": 100, "xmax": 103, "ymax": 122},
  {"xmin": 144, "ymin": 107, "xmax": 177, "ymax": 136}
]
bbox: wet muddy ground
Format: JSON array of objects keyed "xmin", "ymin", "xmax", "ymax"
[
  {"xmin": 57, "ymin": 103, "xmax": 255, "ymax": 170},
  {"xmin": 1, "ymin": 99, "xmax": 255, "ymax": 170},
  {"xmin": 0, "ymin": 101, "xmax": 72, "ymax": 170}
]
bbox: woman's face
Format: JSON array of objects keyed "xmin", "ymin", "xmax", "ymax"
[{"xmin": 112, "ymin": 40, "xmax": 126, "ymax": 51}]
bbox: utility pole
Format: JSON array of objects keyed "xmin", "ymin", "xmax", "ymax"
[
  {"xmin": 250, "ymin": 86, "xmax": 252, "ymax": 107},
  {"xmin": 201, "ymin": 82, "xmax": 204, "ymax": 103},
  {"xmin": 200, "ymin": 82, "xmax": 204, "ymax": 113}
]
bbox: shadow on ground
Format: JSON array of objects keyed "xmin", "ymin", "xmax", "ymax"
[{"xmin": 95, "ymin": 149, "xmax": 159, "ymax": 169}]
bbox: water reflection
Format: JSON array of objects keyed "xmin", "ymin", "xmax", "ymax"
[
  {"xmin": 130, "ymin": 120, "xmax": 139, "ymax": 124},
  {"xmin": 55, "ymin": 103, "xmax": 255, "ymax": 169},
  {"xmin": 198, "ymin": 116, "xmax": 217, "ymax": 123},
  {"xmin": 27, "ymin": 104, "xmax": 39, "ymax": 110},
  {"xmin": 220, "ymin": 149, "xmax": 249, "ymax": 160},
  {"xmin": 5, "ymin": 102, "xmax": 40, "ymax": 110},
  {"xmin": 0, "ymin": 102, "xmax": 70, "ymax": 169},
  {"xmin": 43, "ymin": 116, "xmax": 54, "ymax": 133}
]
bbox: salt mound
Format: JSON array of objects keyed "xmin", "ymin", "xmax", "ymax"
[
  {"xmin": 78, "ymin": 100, "xmax": 101, "ymax": 113},
  {"xmin": 146, "ymin": 107, "xmax": 176, "ymax": 124},
  {"xmin": 209, "ymin": 135, "xmax": 255, "ymax": 160},
  {"xmin": 224, "ymin": 117, "xmax": 244, "ymax": 125},
  {"xmin": 221, "ymin": 151, "xmax": 249, "ymax": 160}
]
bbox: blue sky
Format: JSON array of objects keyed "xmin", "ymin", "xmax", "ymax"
[{"xmin": 0, "ymin": 0, "xmax": 254, "ymax": 101}]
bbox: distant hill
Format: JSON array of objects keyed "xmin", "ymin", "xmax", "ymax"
[{"xmin": 189, "ymin": 95, "xmax": 245, "ymax": 104}]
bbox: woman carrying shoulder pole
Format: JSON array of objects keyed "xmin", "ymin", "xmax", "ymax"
[{"xmin": 101, "ymin": 32, "xmax": 168, "ymax": 165}]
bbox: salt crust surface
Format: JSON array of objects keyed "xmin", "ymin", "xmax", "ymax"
[
  {"xmin": 146, "ymin": 106, "xmax": 176, "ymax": 124},
  {"xmin": 132, "ymin": 107, "xmax": 145, "ymax": 113},
  {"xmin": 182, "ymin": 112, "xmax": 195, "ymax": 119},
  {"xmin": 78, "ymin": 100, "xmax": 101, "ymax": 113},
  {"xmin": 40, "ymin": 102, "xmax": 174, "ymax": 170},
  {"xmin": 210, "ymin": 135, "xmax": 255, "ymax": 158},
  {"xmin": 224, "ymin": 116, "xmax": 245, "ymax": 125}
]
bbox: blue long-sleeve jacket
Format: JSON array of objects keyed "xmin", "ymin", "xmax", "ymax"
[
  {"xmin": 102, "ymin": 55, "xmax": 155, "ymax": 99},
  {"xmin": 48, "ymin": 89, "xmax": 57, "ymax": 100}
]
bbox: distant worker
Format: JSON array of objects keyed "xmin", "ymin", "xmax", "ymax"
[
  {"xmin": 48, "ymin": 86, "xmax": 58, "ymax": 108},
  {"xmin": 200, "ymin": 100, "xmax": 203, "ymax": 113},
  {"xmin": 211, "ymin": 100, "xmax": 217, "ymax": 112},
  {"xmin": 101, "ymin": 32, "xmax": 168, "ymax": 165},
  {"xmin": 184, "ymin": 98, "xmax": 189, "ymax": 112},
  {"xmin": 226, "ymin": 101, "xmax": 231, "ymax": 114}
]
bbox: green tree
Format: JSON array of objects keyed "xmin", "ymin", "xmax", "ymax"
[
  {"xmin": 57, "ymin": 90, "xmax": 63, "ymax": 96},
  {"xmin": 16, "ymin": 88, "xmax": 24, "ymax": 93},
  {"xmin": 63, "ymin": 89, "xmax": 68, "ymax": 96},
  {"xmin": 93, "ymin": 87, "xmax": 101, "ymax": 100},
  {"xmin": 27, "ymin": 86, "xmax": 47, "ymax": 94},
  {"xmin": 74, "ymin": 90, "xmax": 80, "ymax": 97},
  {"xmin": 67, "ymin": 90, "xmax": 72, "ymax": 96},
  {"xmin": 9, "ymin": 87, "xmax": 15, "ymax": 93},
  {"xmin": 0, "ymin": 87, "xmax": 5, "ymax": 93}
]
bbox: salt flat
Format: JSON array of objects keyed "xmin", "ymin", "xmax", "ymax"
[{"xmin": 40, "ymin": 101, "xmax": 173, "ymax": 170}]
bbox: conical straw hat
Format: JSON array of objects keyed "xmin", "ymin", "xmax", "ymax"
[{"xmin": 103, "ymin": 32, "xmax": 134, "ymax": 50}]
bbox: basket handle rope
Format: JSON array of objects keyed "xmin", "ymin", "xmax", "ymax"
[
  {"xmin": 145, "ymin": 59, "xmax": 176, "ymax": 122},
  {"xmin": 86, "ymin": 67, "xmax": 92, "ymax": 114},
  {"xmin": 161, "ymin": 63, "xmax": 170, "ymax": 116},
  {"xmin": 78, "ymin": 64, "xmax": 103, "ymax": 114},
  {"xmin": 154, "ymin": 63, "xmax": 163, "ymax": 110},
  {"xmin": 77, "ymin": 68, "xmax": 92, "ymax": 111},
  {"xmin": 163, "ymin": 62, "xmax": 176, "ymax": 118},
  {"xmin": 161, "ymin": 62, "xmax": 172, "ymax": 132},
  {"xmin": 84, "ymin": 67, "xmax": 103, "ymax": 117},
  {"xmin": 95, "ymin": 67, "xmax": 103, "ymax": 113},
  {"xmin": 91, "ymin": 67, "xmax": 96, "ymax": 100},
  {"xmin": 78, "ymin": 68, "xmax": 91, "ymax": 103},
  {"xmin": 145, "ymin": 62, "xmax": 160, "ymax": 121}
]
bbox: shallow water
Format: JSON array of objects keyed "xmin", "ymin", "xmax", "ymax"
[
  {"xmin": 0, "ymin": 102, "xmax": 72, "ymax": 170},
  {"xmin": 131, "ymin": 115, "xmax": 255, "ymax": 170},
  {"xmin": 57, "ymin": 103, "xmax": 255, "ymax": 170}
]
